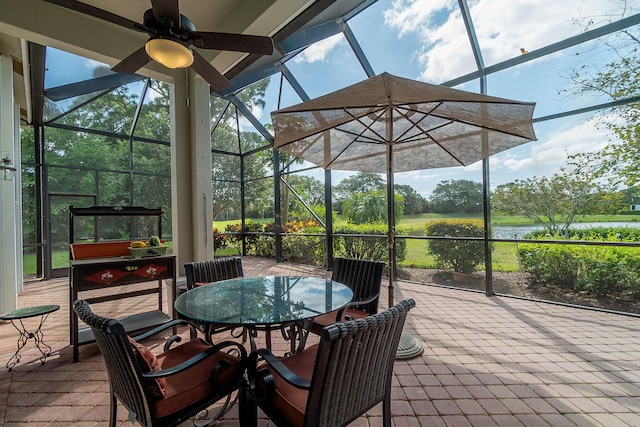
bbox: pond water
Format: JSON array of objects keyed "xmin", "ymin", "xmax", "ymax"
[{"xmin": 492, "ymin": 222, "xmax": 640, "ymax": 239}]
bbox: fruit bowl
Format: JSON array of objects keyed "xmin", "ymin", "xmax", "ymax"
[{"xmin": 128, "ymin": 246, "xmax": 168, "ymax": 258}]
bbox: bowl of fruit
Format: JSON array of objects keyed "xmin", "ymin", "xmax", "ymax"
[{"xmin": 128, "ymin": 236, "xmax": 168, "ymax": 258}]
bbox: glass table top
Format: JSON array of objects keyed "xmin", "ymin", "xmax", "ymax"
[
  {"xmin": 0, "ymin": 305, "xmax": 60, "ymax": 320},
  {"xmin": 174, "ymin": 276, "xmax": 353, "ymax": 326}
]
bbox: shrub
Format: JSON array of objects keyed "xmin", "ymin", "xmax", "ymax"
[
  {"xmin": 524, "ymin": 226, "xmax": 640, "ymax": 241},
  {"xmin": 212, "ymin": 227, "xmax": 228, "ymax": 251},
  {"xmin": 223, "ymin": 223, "xmax": 242, "ymax": 254},
  {"xmin": 517, "ymin": 243, "xmax": 579, "ymax": 287},
  {"xmin": 253, "ymin": 235, "xmax": 274, "ymax": 257},
  {"xmin": 424, "ymin": 219, "xmax": 485, "ymax": 274},
  {"xmin": 243, "ymin": 221, "xmax": 263, "ymax": 253},
  {"xmin": 248, "ymin": 221, "xmax": 324, "ymax": 265},
  {"xmin": 332, "ymin": 223, "xmax": 407, "ymax": 264},
  {"xmin": 518, "ymin": 236, "xmax": 640, "ymax": 298}
]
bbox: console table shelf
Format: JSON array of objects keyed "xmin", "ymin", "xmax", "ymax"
[
  {"xmin": 69, "ymin": 254, "xmax": 176, "ymax": 362},
  {"xmin": 68, "ymin": 206, "xmax": 175, "ymax": 362}
]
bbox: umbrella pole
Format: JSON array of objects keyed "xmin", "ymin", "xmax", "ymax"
[{"xmin": 386, "ymin": 144, "xmax": 395, "ymax": 308}]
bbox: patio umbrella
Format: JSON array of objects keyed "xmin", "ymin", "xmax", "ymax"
[{"xmin": 271, "ymin": 72, "xmax": 536, "ymax": 307}]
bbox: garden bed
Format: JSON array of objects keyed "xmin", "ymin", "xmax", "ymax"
[{"xmin": 399, "ymin": 268, "xmax": 640, "ymax": 315}]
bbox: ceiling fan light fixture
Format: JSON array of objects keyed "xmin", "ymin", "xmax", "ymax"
[{"xmin": 145, "ymin": 37, "xmax": 194, "ymax": 68}]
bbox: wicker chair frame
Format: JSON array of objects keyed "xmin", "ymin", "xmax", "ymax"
[
  {"xmin": 73, "ymin": 300, "xmax": 248, "ymax": 427},
  {"xmin": 310, "ymin": 257, "xmax": 385, "ymax": 334},
  {"xmin": 247, "ymin": 298, "xmax": 416, "ymax": 427},
  {"xmin": 184, "ymin": 257, "xmax": 244, "ymax": 290},
  {"xmin": 183, "ymin": 257, "xmax": 246, "ymax": 342}
]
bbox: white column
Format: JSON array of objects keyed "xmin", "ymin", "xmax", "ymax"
[
  {"xmin": 0, "ymin": 54, "xmax": 20, "ymax": 313},
  {"xmin": 170, "ymin": 70, "xmax": 213, "ymax": 276}
]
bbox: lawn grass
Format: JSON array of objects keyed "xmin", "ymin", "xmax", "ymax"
[
  {"xmin": 398, "ymin": 238, "xmax": 522, "ymax": 272},
  {"xmin": 25, "ymin": 213, "xmax": 639, "ymax": 276}
]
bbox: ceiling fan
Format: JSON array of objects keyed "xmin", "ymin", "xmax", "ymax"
[{"xmin": 43, "ymin": 0, "xmax": 274, "ymax": 92}]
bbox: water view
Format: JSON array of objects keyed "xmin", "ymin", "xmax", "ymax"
[{"xmin": 492, "ymin": 222, "xmax": 640, "ymax": 239}]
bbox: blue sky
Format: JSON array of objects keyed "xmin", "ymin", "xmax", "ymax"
[
  {"xmin": 46, "ymin": 0, "xmax": 640, "ymax": 198},
  {"xmin": 256, "ymin": 0, "xmax": 640, "ymax": 197}
]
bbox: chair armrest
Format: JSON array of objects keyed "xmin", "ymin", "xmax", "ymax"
[
  {"xmin": 131, "ymin": 319, "xmax": 199, "ymax": 342},
  {"xmin": 334, "ymin": 293, "xmax": 378, "ymax": 321},
  {"xmin": 143, "ymin": 340, "xmax": 247, "ymax": 379},
  {"xmin": 248, "ymin": 348, "xmax": 311, "ymax": 390}
]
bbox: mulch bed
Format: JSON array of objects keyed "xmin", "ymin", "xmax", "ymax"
[{"xmin": 398, "ymin": 268, "xmax": 640, "ymax": 315}]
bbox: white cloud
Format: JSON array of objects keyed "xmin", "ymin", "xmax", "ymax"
[
  {"xmin": 391, "ymin": 114, "xmax": 617, "ymax": 196},
  {"xmin": 490, "ymin": 116, "xmax": 612, "ymax": 179},
  {"xmin": 383, "ymin": 0, "xmax": 635, "ymax": 82},
  {"xmin": 383, "ymin": 0, "xmax": 456, "ymax": 36},
  {"xmin": 237, "ymin": 103, "xmax": 266, "ymax": 132},
  {"xmin": 84, "ymin": 58, "xmax": 103, "ymax": 70},
  {"xmin": 294, "ymin": 34, "xmax": 344, "ymax": 64}
]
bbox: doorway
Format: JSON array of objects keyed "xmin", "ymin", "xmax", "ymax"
[{"xmin": 45, "ymin": 194, "xmax": 96, "ymax": 279}]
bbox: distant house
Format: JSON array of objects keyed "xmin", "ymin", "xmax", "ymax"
[{"xmin": 630, "ymin": 205, "xmax": 640, "ymax": 211}]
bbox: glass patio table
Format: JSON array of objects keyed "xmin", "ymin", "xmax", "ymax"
[{"xmin": 174, "ymin": 276, "xmax": 353, "ymax": 354}]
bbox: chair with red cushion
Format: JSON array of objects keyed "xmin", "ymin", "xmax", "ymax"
[
  {"xmin": 73, "ymin": 299, "xmax": 248, "ymax": 427},
  {"xmin": 246, "ymin": 299, "xmax": 415, "ymax": 427},
  {"xmin": 309, "ymin": 257, "xmax": 385, "ymax": 335}
]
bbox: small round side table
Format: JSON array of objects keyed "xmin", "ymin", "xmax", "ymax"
[{"xmin": 0, "ymin": 304, "xmax": 60, "ymax": 371}]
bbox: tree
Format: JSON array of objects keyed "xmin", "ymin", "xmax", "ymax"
[
  {"xmin": 492, "ymin": 174, "xmax": 622, "ymax": 235},
  {"xmin": 429, "ymin": 179, "xmax": 483, "ymax": 214},
  {"xmin": 333, "ymin": 172, "xmax": 385, "ymax": 213},
  {"xmin": 395, "ymin": 184, "xmax": 428, "ymax": 215},
  {"xmin": 285, "ymin": 174, "xmax": 325, "ymax": 221},
  {"xmin": 621, "ymin": 186, "xmax": 640, "ymax": 210},
  {"xmin": 36, "ymin": 73, "xmax": 174, "ymax": 244},
  {"xmin": 210, "ymin": 79, "xmax": 272, "ymax": 221},
  {"xmin": 342, "ymin": 190, "xmax": 403, "ymax": 225},
  {"xmin": 565, "ymin": 1, "xmax": 640, "ymax": 187}
]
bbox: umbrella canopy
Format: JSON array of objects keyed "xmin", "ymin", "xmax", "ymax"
[{"xmin": 271, "ymin": 72, "xmax": 537, "ymax": 305}]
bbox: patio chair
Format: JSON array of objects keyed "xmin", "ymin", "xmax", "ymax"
[
  {"xmin": 184, "ymin": 256, "xmax": 246, "ymax": 342},
  {"xmin": 73, "ymin": 300, "xmax": 248, "ymax": 427},
  {"xmin": 184, "ymin": 256, "xmax": 244, "ymax": 289},
  {"xmin": 309, "ymin": 257, "xmax": 385, "ymax": 335},
  {"xmin": 246, "ymin": 298, "xmax": 415, "ymax": 427}
]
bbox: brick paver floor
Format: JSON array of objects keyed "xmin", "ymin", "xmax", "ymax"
[{"xmin": 1, "ymin": 256, "xmax": 639, "ymax": 426}]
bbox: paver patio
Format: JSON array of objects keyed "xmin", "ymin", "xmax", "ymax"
[{"xmin": 1, "ymin": 256, "xmax": 639, "ymax": 426}]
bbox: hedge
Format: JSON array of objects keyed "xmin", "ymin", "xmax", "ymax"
[{"xmin": 518, "ymin": 235, "xmax": 640, "ymax": 298}]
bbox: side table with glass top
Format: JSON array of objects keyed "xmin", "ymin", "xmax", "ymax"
[{"xmin": 0, "ymin": 304, "xmax": 60, "ymax": 371}]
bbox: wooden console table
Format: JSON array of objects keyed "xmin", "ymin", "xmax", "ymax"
[{"xmin": 69, "ymin": 255, "xmax": 176, "ymax": 362}]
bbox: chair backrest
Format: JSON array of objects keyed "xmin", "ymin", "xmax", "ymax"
[
  {"xmin": 306, "ymin": 298, "xmax": 415, "ymax": 426},
  {"xmin": 331, "ymin": 257, "xmax": 385, "ymax": 315},
  {"xmin": 73, "ymin": 300, "xmax": 155, "ymax": 426},
  {"xmin": 184, "ymin": 257, "xmax": 244, "ymax": 290}
]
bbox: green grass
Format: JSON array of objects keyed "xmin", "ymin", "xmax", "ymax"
[
  {"xmin": 23, "ymin": 214, "xmax": 640, "ymax": 276},
  {"xmin": 398, "ymin": 239, "xmax": 522, "ymax": 272}
]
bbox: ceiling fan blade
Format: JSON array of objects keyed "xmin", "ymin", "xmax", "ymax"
[
  {"xmin": 111, "ymin": 47, "xmax": 151, "ymax": 74},
  {"xmin": 191, "ymin": 51, "xmax": 232, "ymax": 92},
  {"xmin": 151, "ymin": 0, "xmax": 181, "ymax": 29},
  {"xmin": 189, "ymin": 32, "xmax": 274, "ymax": 56},
  {"xmin": 43, "ymin": 0, "xmax": 146, "ymax": 32}
]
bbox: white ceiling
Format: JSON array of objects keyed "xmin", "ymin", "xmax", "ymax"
[{"xmin": 0, "ymin": 0, "xmax": 359, "ymax": 123}]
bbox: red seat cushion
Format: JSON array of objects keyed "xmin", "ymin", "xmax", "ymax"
[
  {"xmin": 128, "ymin": 336, "xmax": 167, "ymax": 399},
  {"xmin": 258, "ymin": 344, "xmax": 319, "ymax": 427},
  {"xmin": 310, "ymin": 308, "xmax": 370, "ymax": 335},
  {"xmin": 154, "ymin": 338, "xmax": 243, "ymax": 418}
]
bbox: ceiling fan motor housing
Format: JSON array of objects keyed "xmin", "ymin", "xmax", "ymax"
[{"xmin": 143, "ymin": 8, "xmax": 196, "ymax": 37}]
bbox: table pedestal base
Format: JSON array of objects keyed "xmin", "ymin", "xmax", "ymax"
[{"xmin": 281, "ymin": 319, "xmax": 313, "ymax": 356}]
